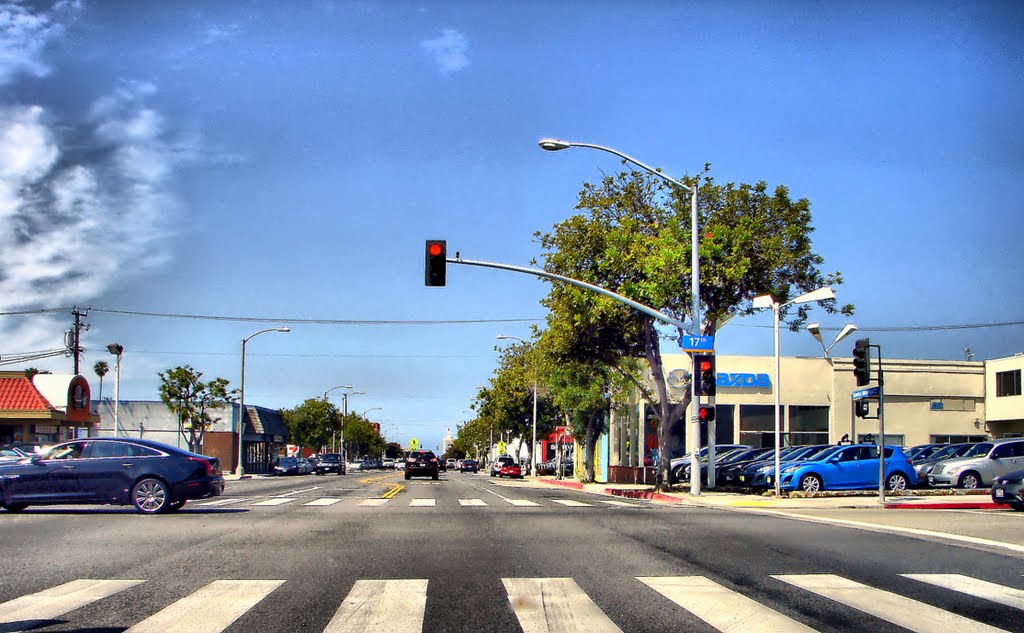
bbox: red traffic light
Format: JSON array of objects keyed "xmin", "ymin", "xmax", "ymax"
[
  {"xmin": 699, "ymin": 360, "xmax": 712, "ymax": 372},
  {"xmin": 428, "ymin": 243, "xmax": 443, "ymax": 257}
]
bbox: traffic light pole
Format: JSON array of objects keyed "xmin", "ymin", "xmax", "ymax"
[{"xmin": 875, "ymin": 345, "xmax": 886, "ymax": 504}]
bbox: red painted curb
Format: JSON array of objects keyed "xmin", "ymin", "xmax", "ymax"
[
  {"xmin": 538, "ymin": 479, "xmax": 584, "ymax": 490},
  {"xmin": 606, "ymin": 488, "xmax": 682, "ymax": 504},
  {"xmin": 885, "ymin": 501, "xmax": 1004, "ymax": 510}
]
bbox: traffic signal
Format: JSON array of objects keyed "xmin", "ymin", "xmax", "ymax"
[
  {"xmin": 698, "ymin": 405, "xmax": 716, "ymax": 423},
  {"xmin": 424, "ymin": 240, "xmax": 446, "ymax": 287},
  {"xmin": 853, "ymin": 338, "xmax": 871, "ymax": 386},
  {"xmin": 854, "ymin": 399, "xmax": 869, "ymax": 418},
  {"xmin": 694, "ymin": 354, "xmax": 716, "ymax": 396}
]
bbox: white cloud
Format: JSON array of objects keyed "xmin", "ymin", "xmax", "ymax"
[
  {"xmin": 0, "ymin": 1, "xmax": 78, "ymax": 86},
  {"xmin": 420, "ymin": 28, "xmax": 469, "ymax": 75}
]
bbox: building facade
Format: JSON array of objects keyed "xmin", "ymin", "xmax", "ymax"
[{"xmin": 0, "ymin": 371, "xmax": 98, "ymax": 445}]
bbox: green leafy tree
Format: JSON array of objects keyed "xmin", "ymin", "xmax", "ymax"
[
  {"xmin": 158, "ymin": 365, "xmax": 236, "ymax": 453},
  {"xmin": 282, "ymin": 398, "xmax": 341, "ymax": 454},
  {"xmin": 483, "ymin": 341, "xmax": 559, "ymax": 467},
  {"xmin": 343, "ymin": 414, "xmax": 385, "ymax": 459},
  {"xmin": 537, "ymin": 168, "xmax": 853, "ymax": 489},
  {"xmin": 93, "ymin": 361, "xmax": 109, "ymax": 411}
]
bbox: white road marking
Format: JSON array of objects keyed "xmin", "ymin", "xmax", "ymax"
[
  {"xmin": 358, "ymin": 499, "xmax": 389, "ymax": 507},
  {"xmin": 0, "ymin": 579, "xmax": 144, "ymax": 627},
  {"xmin": 503, "ymin": 577, "xmax": 622, "ymax": 633},
  {"xmin": 903, "ymin": 574, "xmax": 1024, "ymax": 611},
  {"xmin": 774, "ymin": 574, "xmax": 1010, "ymax": 633},
  {"xmin": 323, "ymin": 579, "xmax": 427, "ymax": 632},
  {"xmin": 196, "ymin": 497, "xmax": 252, "ymax": 507},
  {"xmin": 551, "ymin": 499, "xmax": 592, "ymax": 507},
  {"xmin": 409, "ymin": 498, "xmax": 436, "ymax": 507},
  {"xmin": 125, "ymin": 579, "xmax": 284, "ymax": 633},
  {"xmin": 598, "ymin": 500, "xmax": 638, "ymax": 507},
  {"xmin": 277, "ymin": 486, "xmax": 320, "ymax": 496},
  {"xmin": 459, "ymin": 499, "xmax": 488, "ymax": 506},
  {"xmin": 638, "ymin": 576, "xmax": 816, "ymax": 632},
  {"xmin": 508, "ymin": 499, "xmax": 541, "ymax": 507},
  {"xmin": 252, "ymin": 498, "xmax": 296, "ymax": 506},
  {"xmin": 304, "ymin": 497, "xmax": 343, "ymax": 506}
]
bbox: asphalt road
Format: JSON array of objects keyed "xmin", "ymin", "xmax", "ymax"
[{"xmin": 1, "ymin": 470, "xmax": 1022, "ymax": 632}]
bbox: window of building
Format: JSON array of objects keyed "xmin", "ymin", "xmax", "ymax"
[
  {"xmin": 857, "ymin": 433, "xmax": 904, "ymax": 446},
  {"xmin": 738, "ymin": 405, "xmax": 774, "ymax": 448},
  {"xmin": 789, "ymin": 405, "xmax": 829, "ymax": 446},
  {"xmin": 929, "ymin": 398, "xmax": 977, "ymax": 412},
  {"xmin": 996, "ymin": 369, "xmax": 1022, "ymax": 397},
  {"xmin": 930, "ymin": 434, "xmax": 988, "ymax": 444}
]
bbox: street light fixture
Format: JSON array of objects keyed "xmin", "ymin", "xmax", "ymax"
[
  {"xmin": 105, "ymin": 343, "xmax": 123, "ymax": 438},
  {"xmin": 752, "ymin": 287, "xmax": 835, "ymax": 496},
  {"xmin": 497, "ymin": 334, "xmax": 538, "ymax": 477},
  {"xmin": 539, "ymin": 138, "xmax": 704, "ymax": 495},
  {"xmin": 806, "ymin": 322, "xmax": 859, "ymax": 358},
  {"xmin": 238, "ymin": 327, "xmax": 290, "ymax": 477},
  {"xmin": 340, "ymin": 390, "xmax": 365, "ymax": 463},
  {"xmin": 324, "ymin": 385, "xmax": 353, "ymax": 453}
]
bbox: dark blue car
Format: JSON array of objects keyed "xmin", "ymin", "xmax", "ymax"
[
  {"xmin": 768, "ymin": 444, "xmax": 917, "ymax": 493},
  {"xmin": 0, "ymin": 437, "xmax": 224, "ymax": 514}
]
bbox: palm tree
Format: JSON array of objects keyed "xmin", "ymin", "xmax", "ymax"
[{"xmin": 93, "ymin": 361, "xmax": 109, "ymax": 413}]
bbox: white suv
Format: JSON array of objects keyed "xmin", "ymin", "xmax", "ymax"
[
  {"xmin": 490, "ymin": 455, "xmax": 515, "ymax": 477},
  {"xmin": 928, "ymin": 438, "xmax": 1024, "ymax": 489}
]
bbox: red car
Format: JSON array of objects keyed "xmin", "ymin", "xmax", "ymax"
[{"xmin": 499, "ymin": 463, "xmax": 523, "ymax": 479}]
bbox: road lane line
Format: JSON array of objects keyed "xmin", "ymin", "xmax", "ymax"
[
  {"xmin": 0, "ymin": 579, "xmax": 144, "ymax": 627},
  {"xmin": 253, "ymin": 498, "xmax": 296, "ymax": 506},
  {"xmin": 482, "ymin": 487, "xmax": 539, "ymax": 507},
  {"xmin": 773, "ymin": 574, "xmax": 1009, "ymax": 633},
  {"xmin": 502, "ymin": 578, "xmax": 622, "ymax": 633},
  {"xmin": 638, "ymin": 576, "xmax": 815, "ymax": 632},
  {"xmin": 598, "ymin": 500, "xmax": 638, "ymax": 507},
  {"xmin": 304, "ymin": 498, "xmax": 343, "ymax": 506},
  {"xmin": 551, "ymin": 499, "xmax": 592, "ymax": 507},
  {"xmin": 125, "ymin": 579, "xmax": 284, "ymax": 633},
  {"xmin": 276, "ymin": 486, "xmax": 320, "ymax": 496},
  {"xmin": 902, "ymin": 574, "xmax": 1024, "ymax": 611},
  {"xmin": 409, "ymin": 498, "xmax": 436, "ymax": 507},
  {"xmin": 358, "ymin": 499, "xmax": 389, "ymax": 507},
  {"xmin": 196, "ymin": 498, "xmax": 252, "ymax": 507},
  {"xmin": 323, "ymin": 579, "xmax": 427, "ymax": 632},
  {"xmin": 459, "ymin": 499, "xmax": 487, "ymax": 506}
]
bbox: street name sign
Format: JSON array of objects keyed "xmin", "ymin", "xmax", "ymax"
[
  {"xmin": 852, "ymin": 386, "xmax": 880, "ymax": 400},
  {"xmin": 679, "ymin": 335, "xmax": 715, "ymax": 352}
]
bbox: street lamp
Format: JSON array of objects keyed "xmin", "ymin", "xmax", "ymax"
[
  {"xmin": 105, "ymin": 343, "xmax": 123, "ymax": 438},
  {"xmin": 340, "ymin": 390, "xmax": 365, "ymax": 463},
  {"xmin": 324, "ymin": 385, "xmax": 353, "ymax": 453},
  {"xmin": 497, "ymin": 334, "xmax": 538, "ymax": 477},
  {"xmin": 806, "ymin": 322, "xmax": 859, "ymax": 358},
  {"xmin": 539, "ymin": 138, "xmax": 704, "ymax": 496},
  {"xmin": 752, "ymin": 287, "xmax": 835, "ymax": 496},
  {"xmin": 238, "ymin": 327, "xmax": 290, "ymax": 477}
]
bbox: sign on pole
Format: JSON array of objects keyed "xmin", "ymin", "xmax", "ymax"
[
  {"xmin": 852, "ymin": 386, "xmax": 880, "ymax": 400},
  {"xmin": 409, "ymin": 438, "xmax": 420, "ymax": 450},
  {"xmin": 679, "ymin": 335, "xmax": 715, "ymax": 352}
]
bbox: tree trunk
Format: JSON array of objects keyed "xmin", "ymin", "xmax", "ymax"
[{"xmin": 583, "ymin": 411, "xmax": 602, "ymax": 482}]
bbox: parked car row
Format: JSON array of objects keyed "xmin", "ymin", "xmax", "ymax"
[{"xmin": 670, "ymin": 437, "xmax": 1024, "ymax": 499}]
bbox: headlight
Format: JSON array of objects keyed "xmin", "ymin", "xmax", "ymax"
[
  {"xmin": 781, "ymin": 465, "xmax": 801, "ymax": 474},
  {"xmin": 945, "ymin": 465, "xmax": 964, "ymax": 475},
  {"xmin": 756, "ymin": 465, "xmax": 772, "ymax": 473}
]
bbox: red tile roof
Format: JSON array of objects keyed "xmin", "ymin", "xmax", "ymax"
[{"xmin": 0, "ymin": 376, "xmax": 53, "ymax": 411}]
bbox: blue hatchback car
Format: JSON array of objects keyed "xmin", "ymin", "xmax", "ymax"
[{"xmin": 768, "ymin": 444, "xmax": 917, "ymax": 493}]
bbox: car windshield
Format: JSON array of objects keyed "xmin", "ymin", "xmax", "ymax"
[
  {"xmin": 962, "ymin": 443, "xmax": 993, "ymax": 458},
  {"xmin": 926, "ymin": 444, "xmax": 964, "ymax": 460},
  {"xmin": 278, "ymin": 458, "xmax": 297, "ymax": 466},
  {"xmin": 804, "ymin": 446, "xmax": 842, "ymax": 461}
]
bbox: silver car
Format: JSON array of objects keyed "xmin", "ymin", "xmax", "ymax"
[{"xmin": 928, "ymin": 438, "xmax": 1024, "ymax": 489}]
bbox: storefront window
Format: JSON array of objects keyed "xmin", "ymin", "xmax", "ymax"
[
  {"xmin": 789, "ymin": 405, "xmax": 829, "ymax": 446},
  {"xmin": 739, "ymin": 405, "xmax": 774, "ymax": 448}
]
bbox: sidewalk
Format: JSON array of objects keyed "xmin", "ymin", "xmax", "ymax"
[{"xmin": 530, "ymin": 476, "xmax": 1004, "ymax": 510}]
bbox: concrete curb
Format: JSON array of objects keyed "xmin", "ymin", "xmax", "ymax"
[{"xmin": 884, "ymin": 500, "xmax": 1003, "ymax": 510}]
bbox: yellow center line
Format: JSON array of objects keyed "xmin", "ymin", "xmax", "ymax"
[{"xmin": 380, "ymin": 484, "xmax": 404, "ymax": 499}]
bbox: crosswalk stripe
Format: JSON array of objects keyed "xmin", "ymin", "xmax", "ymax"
[
  {"xmin": 358, "ymin": 499, "xmax": 389, "ymax": 507},
  {"xmin": 0, "ymin": 579, "xmax": 144, "ymax": 627},
  {"xmin": 507, "ymin": 499, "xmax": 541, "ymax": 507},
  {"xmin": 304, "ymin": 498, "xmax": 343, "ymax": 506},
  {"xmin": 902, "ymin": 574, "xmax": 1024, "ymax": 611},
  {"xmin": 638, "ymin": 576, "xmax": 815, "ymax": 632},
  {"xmin": 773, "ymin": 574, "xmax": 1010, "ymax": 633},
  {"xmin": 598, "ymin": 500, "xmax": 637, "ymax": 507},
  {"xmin": 124, "ymin": 580, "xmax": 284, "ymax": 633},
  {"xmin": 196, "ymin": 498, "xmax": 252, "ymax": 507},
  {"xmin": 551, "ymin": 499, "xmax": 592, "ymax": 507},
  {"xmin": 323, "ymin": 579, "xmax": 427, "ymax": 632},
  {"xmin": 252, "ymin": 498, "xmax": 295, "ymax": 506},
  {"xmin": 502, "ymin": 578, "xmax": 622, "ymax": 633},
  {"xmin": 410, "ymin": 498, "xmax": 436, "ymax": 507},
  {"xmin": 459, "ymin": 499, "xmax": 488, "ymax": 506}
]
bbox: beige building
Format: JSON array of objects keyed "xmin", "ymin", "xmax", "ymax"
[
  {"xmin": 985, "ymin": 353, "xmax": 1024, "ymax": 438},
  {"xmin": 608, "ymin": 353, "xmax": 999, "ymax": 474}
]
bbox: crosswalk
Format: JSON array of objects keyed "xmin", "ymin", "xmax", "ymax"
[
  {"xmin": 1, "ymin": 572, "xmax": 1019, "ymax": 632},
  {"xmin": 194, "ymin": 496, "xmax": 646, "ymax": 510}
]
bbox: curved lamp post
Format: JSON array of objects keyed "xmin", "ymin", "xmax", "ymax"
[
  {"xmin": 752, "ymin": 287, "xmax": 835, "ymax": 496},
  {"xmin": 324, "ymin": 385, "xmax": 353, "ymax": 453},
  {"xmin": 105, "ymin": 343, "xmax": 124, "ymax": 438},
  {"xmin": 340, "ymin": 390, "xmax": 364, "ymax": 463},
  {"xmin": 497, "ymin": 334, "xmax": 538, "ymax": 477},
  {"xmin": 539, "ymin": 138, "xmax": 704, "ymax": 495},
  {"xmin": 807, "ymin": 323, "xmax": 858, "ymax": 358},
  {"xmin": 238, "ymin": 327, "xmax": 290, "ymax": 476}
]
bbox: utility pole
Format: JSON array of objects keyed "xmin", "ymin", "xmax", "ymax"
[{"xmin": 70, "ymin": 307, "xmax": 89, "ymax": 375}]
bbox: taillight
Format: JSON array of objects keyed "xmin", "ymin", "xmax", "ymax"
[
  {"xmin": 431, "ymin": 458, "xmax": 437, "ymax": 463},
  {"xmin": 188, "ymin": 456, "xmax": 214, "ymax": 477}
]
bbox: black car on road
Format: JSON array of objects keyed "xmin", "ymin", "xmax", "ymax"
[
  {"xmin": 0, "ymin": 437, "xmax": 224, "ymax": 514},
  {"xmin": 405, "ymin": 450, "xmax": 439, "ymax": 480},
  {"xmin": 313, "ymin": 453, "xmax": 345, "ymax": 475},
  {"xmin": 459, "ymin": 459, "xmax": 479, "ymax": 473}
]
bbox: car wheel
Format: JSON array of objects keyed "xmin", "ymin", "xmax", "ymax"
[
  {"xmin": 3, "ymin": 503, "xmax": 28, "ymax": 513},
  {"xmin": 165, "ymin": 499, "xmax": 186, "ymax": 513},
  {"xmin": 799, "ymin": 473, "xmax": 823, "ymax": 493},
  {"xmin": 886, "ymin": 473, "xmax": 909, "ymax": 491},
  {"xmin": 432, "ymin": 472, "xmax": 439, "ymax": 480},
  {"xmin": 404, "ymin": 472, "xmax": 410, "ymax": 480},
  {"xmin": 132, "ymin": 477, "xmax": 170, "ymax": 514},
  {"xmin": 958, "ymin": 471, "xmax": 982, "ymax": 489},
  {"xmin": 1009, "ymin": 503, "xmax": 1024, "ymax": 512}
]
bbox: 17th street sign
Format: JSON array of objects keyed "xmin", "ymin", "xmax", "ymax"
[{"xmin": 679, "ymin": 335, "xmax": 715, "ymax": 353}]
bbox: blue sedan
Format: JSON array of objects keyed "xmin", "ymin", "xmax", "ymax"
[{"xmin": 768, "ymin": 444, "xmax": 917, "ymax": 493}]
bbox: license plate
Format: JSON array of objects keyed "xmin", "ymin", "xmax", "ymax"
[
  {"xmin": 995, "ymin": 489, "xmax": 1005, "ymax": 498},
  {"xmin": 767, "ymin": 476, "xmax": 772, "ymax": 484}
]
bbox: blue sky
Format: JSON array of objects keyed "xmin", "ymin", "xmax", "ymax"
[{"xmin": 2, "ymin": 1, "xmax": 1022, "ymax": 451}]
